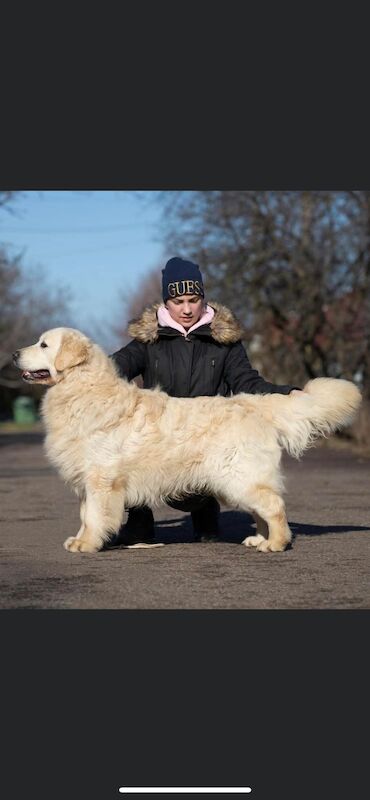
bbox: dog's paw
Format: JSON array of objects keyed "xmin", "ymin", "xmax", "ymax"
[
  {"xmin": 256, "ymin": 538, "xmax": 287, "ymax": 553},
  {"xmin": 63, "ymin": 536, "xmax": 99, "ymax": 553},
  {"xmin": 242, "ymin": 534, "xmax": 266, "ymax": 548}
]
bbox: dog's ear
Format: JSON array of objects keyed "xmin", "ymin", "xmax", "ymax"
[{"xmin": 55, "ymin": 333, "xmax": 90, "ymax": 372}]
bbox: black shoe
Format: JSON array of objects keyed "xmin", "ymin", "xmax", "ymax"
[
  {"xmin": 108, "ymin": 506, "xmax": 155, "ymax": 547},
  {"xmin": 192, "ymin": 497, "xmax": 220, "ymax": 542}
]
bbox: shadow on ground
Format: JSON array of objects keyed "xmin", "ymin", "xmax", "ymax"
[{"xmin": 108, "ymin": 510, "xmax": 370, "ymax": 547}]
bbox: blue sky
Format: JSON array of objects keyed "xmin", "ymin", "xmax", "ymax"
[{"xmin": 0, "ymin": 191, "xmax": 166, "ymax": 349}]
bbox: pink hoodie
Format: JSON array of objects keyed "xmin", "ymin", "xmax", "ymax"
[{"xmin": 157, "ymin": 304, "xmax": 215, "ymax": 336}]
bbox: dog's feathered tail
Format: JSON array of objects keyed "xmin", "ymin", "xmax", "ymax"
[{"xmin": 271, "ymin": 377, "xmax": 362, "ymax": 458}]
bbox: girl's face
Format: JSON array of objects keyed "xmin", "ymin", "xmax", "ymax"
[{"xmin": 166, "ymin": 295, "xmax": 205, "ymax": 329}]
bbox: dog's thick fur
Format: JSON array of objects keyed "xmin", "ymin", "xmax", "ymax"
[{"xmin": 14, "ymin": 327, "xmax": 362, "ymax": 554}]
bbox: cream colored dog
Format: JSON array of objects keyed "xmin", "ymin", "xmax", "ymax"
[{"xmin": 13, "ymin": 327, "xmax": 362, "ymax": 554}]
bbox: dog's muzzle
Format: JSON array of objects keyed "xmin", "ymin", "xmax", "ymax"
[{"xmin": 12, "ymin": 352, "xmax": 51, "ymax": 382}]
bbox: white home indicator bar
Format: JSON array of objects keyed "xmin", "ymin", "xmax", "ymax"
[{"xmin": 119, "ymin": 789, "xmax": 252, "ymax": 794}]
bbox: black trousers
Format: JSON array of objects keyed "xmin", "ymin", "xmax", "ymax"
[
  {"xmin": 125, "ymin": 495, "xmax": 219, "ymax": 535},
  {"xmin": 165, "ymin": 495, "xmax": 214, "ymax": 512}
]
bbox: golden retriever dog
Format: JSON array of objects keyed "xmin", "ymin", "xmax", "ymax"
[{"xmin": 13, "ymin": 327, "xmax": 361, "ymax": 554}]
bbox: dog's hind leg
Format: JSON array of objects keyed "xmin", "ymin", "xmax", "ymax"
[
  {"xmin": 64, "ymin": 477, "xmax": 125, "ymax": 553},
  {"xmin": 242, "ymin": 486, "xmax": 292, "ymax": 553},
  {"xmin": 243, "ymin": 512, "xmax": 269, "ymax": 549}
]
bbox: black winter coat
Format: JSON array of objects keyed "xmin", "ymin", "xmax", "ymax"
[{"xmin": 111, "ymin": 302, "xmax": 297, "ymax": 398}]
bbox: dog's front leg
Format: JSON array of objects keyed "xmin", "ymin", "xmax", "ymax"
[
  {"xmin": 74, "ymin": 496, "xmax": 86, "ymax": 540},
  {"xmin": 64, "ymin": 481, "xmax": 125, "ymax": 553}
]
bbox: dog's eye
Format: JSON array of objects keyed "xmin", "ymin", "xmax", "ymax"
[{"xmin": 40, "ymin": 342, "xmax": 48, "ymax": 348}]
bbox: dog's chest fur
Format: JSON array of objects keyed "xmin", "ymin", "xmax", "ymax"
[{"xmin": 41, "ymin": 388, "xmax": 92, "ymax": 490}]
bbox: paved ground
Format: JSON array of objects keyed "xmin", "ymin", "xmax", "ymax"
[{"xmin": 0, "ymin": 429, "xmax": 369, "ymax": 608}]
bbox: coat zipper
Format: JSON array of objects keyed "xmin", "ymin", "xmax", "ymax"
[{"xmin": 186, "ymin": 337, "xmax": 194, "ymax": 394}]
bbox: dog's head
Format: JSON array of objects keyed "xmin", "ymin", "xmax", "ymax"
[{"xmin": 13, "ymin": 327, "xmax": 92, "ymax": 385}]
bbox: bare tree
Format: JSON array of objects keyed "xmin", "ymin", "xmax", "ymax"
[
  {"xmin": 0, "ymin": 250, "xmax": 72, "ymax": 364},
  {"xmin": 111, "ymin": 266, "xmax": 162, "ymax": 347},
  {"xmin": 157, "ymin": 191, "xmax": 369, "ymax": 389},
  {"xmin": 0, "ymin": 192, "xmax": 74, "ymax": 389},
  {"xmin": 0, "ymin": 191, "xmax": 20, "ymax": 211}
]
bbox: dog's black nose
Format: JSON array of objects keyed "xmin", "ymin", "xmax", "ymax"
[{"xmin": 12, "ymin": 350, "xmax": 20, "ymax": 362}]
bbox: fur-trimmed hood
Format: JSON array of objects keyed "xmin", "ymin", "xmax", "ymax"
[{"xmin": 127, "ymin": 302, "xmax": 245, "ymax": 345}]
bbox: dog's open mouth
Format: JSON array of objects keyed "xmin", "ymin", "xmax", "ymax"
[{"xmin": 22, "ymin": 370, "xmax": 51, "ymax": 382}]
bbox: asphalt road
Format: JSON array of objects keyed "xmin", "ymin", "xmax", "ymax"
[{"xmin": 1, "ymin": 430, "xmax": 369, "ymax": 608}]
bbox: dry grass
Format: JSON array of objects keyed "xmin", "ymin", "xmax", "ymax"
[{"xmin": 0, "ymin": 420, "xmax": 43, "ymax": 434}]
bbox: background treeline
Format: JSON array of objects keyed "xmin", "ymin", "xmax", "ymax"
[{"xmin": 0, "ymin": 192, "xmax": 72, "ymax": 416}]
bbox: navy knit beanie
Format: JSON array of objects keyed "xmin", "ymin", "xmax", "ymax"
[{"xmin": 162, "ymin": 257, "xmax": 205, "ymax": 302}]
